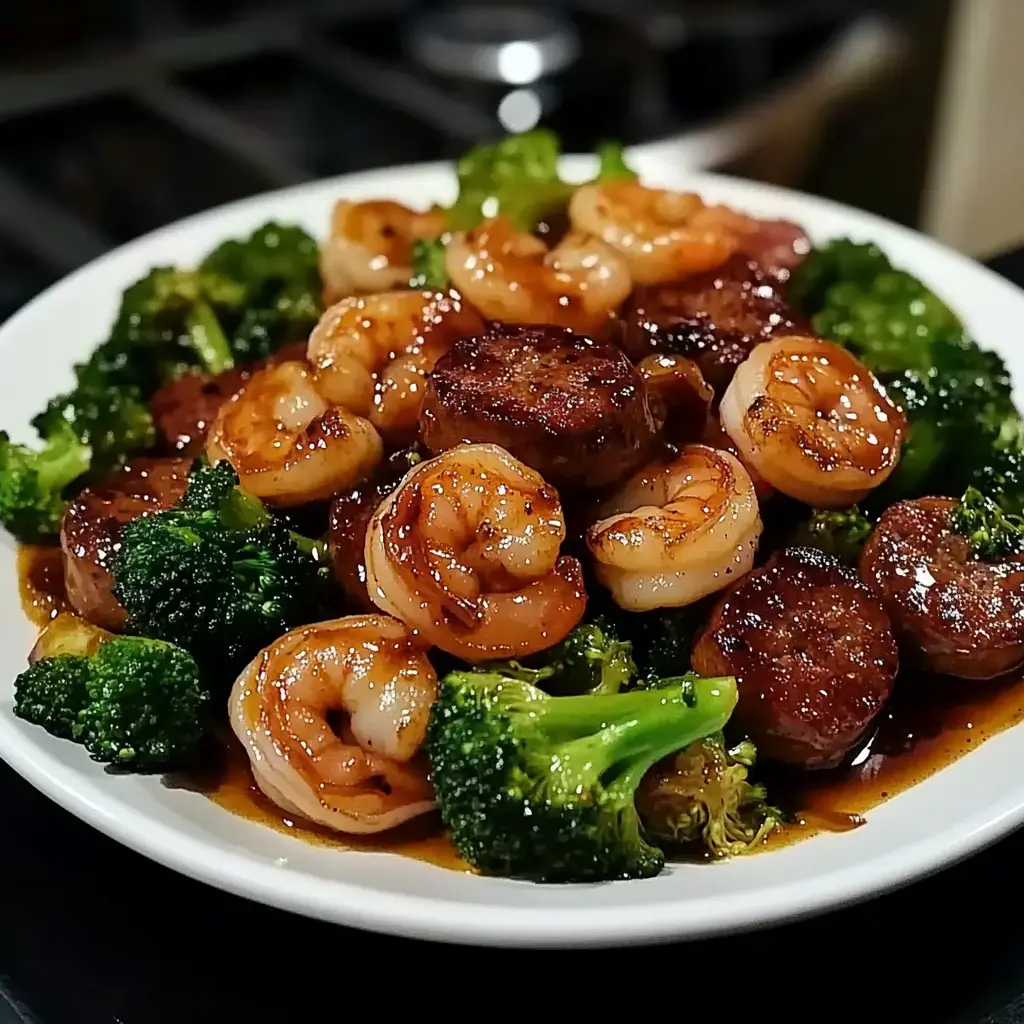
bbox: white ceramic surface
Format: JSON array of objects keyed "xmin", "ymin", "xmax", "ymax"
[{"xmin": 1, "ymin": 154, "xmax": 1022, "ymax": 949}]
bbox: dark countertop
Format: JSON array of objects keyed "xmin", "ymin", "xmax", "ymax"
[{"xmin": 2, "ymin": 246, "xmax": 1024, "ymax": 1024}]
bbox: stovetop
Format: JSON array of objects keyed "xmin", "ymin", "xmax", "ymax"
[{"xmin": 0, "ymin": 1, "xmax": 858, "ymax": 322}]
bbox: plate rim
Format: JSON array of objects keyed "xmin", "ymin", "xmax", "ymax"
[{"xmin": 2, "ymin": 156, "xmax": 1024, "ymax": 948}]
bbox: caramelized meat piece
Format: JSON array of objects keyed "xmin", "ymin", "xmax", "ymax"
[
  {"xmin": 861, "ymin": 497, "xmax": 1024, "ymax": 680},
  {"xmin": 619, "ymin": 255, "xmax": 806, "ymax": 395},
  {"xmin": 149, "ymin": 340, "xmax": 308, "ymax": 454},
  {"xmin": 329, "ymin": 447, "xmax": 425, "ymax": 611},
  {"xmin": 419, "ymin": 323, "xmax": 658, "ymax": 490},
  {"xmin": 692, "ymin": 546, "xmax": 898, "ymax": 768},
  {"xmin": 60, "ymin": 458, "xmax": 191, "ymax": 630}
]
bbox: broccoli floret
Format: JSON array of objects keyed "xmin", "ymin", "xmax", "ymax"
[
  {"xmin": 791, "ymin": 506, "xmax": 874, "ymax": 565},
  {"xmin": 201, "ymin": 222, "xmax": 322, "ymax": 361},
  {"xmin": 109, "ymin": 267, "xmax": 242, "ymax": 382},
  {"xmin": 636, "ymin": 733, "xmax": 780, "ymax": 858},
  {"xmin": 791, "ymin": 238, "xmax": 1024, "ymax": 505},
  {"xmin": 0, "ymin": 423, "xmax": 91, "ymax": 542},
  {"xmin": 426, "ymin": 668, "xmax": 738, "ymax": 882},
  {"xmin": 201, "ymin": 222, "xmax": 320, "ymax": 306},
  {"xmin": 409, "ymin": 235, "xmax": 450, "ymax": 291},
  {"xmin": 13, "ymin": 655, "xmax": 90, "ymax": 741},
  {"xmin": 447, "ymin": 128, "xmax": 572, "ymax": 232},
  {"xmin": 969, "ymin": 446, "xmax": 1024, "ymax": 513},
  {"xmin": 77, "ymin": 223, "xmax": 322, "ymax": 394},
  {"xmin": 446, "ymin": 130, "xmax": 637, "ymax": 233},
  {"xmin": 0, "ymin": 377, "xmax": 159, "ymax": 542},
  {"xmin": 14, "ymin": 635, "xmax": 209, "ymax": 769},
  {"xmin": 590, "ymin": 604, "xmax": 702, "ymax": 684},
  {"xmin": 950, "ymin": 486, "xmax": 1024, "ymax": 559},
  {"xmin": 31, "ymin": 382, "xmax": 156, "ymax": 476},
  {"xmin": 111, "ymin": 460, "xmax": 330, "ymax": 682},
  {"xmin": 485, "ymin": 623, "xmax": 635, "ymax": 696}
]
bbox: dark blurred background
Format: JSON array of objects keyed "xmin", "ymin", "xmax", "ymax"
[{"xmin": 0, "ymin": 0, "xmax": 1017, "ymax": 325}]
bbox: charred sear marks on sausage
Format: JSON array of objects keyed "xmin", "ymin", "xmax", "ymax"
[
  {"xmin": 419, "ymin": 323, "xmax": 658, "ymax": 490},
  {"xmin": 692, "ymin": 546, "xmax": 898, "ymax": 769},
  {"xmin": 861, "ymin": 497, "xmax": 1024, "ymax": 680},
  {"xmin": 619, "ymin": 256, "xmax": 807, "ymax": 395}
]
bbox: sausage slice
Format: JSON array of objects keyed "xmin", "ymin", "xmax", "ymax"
[
  {"xmin": 60, "ymin": 458, "xmax": 191, "ymax": 630},
  {"xmin": 860, "ymin": 497, "xmax": 1024, "ymax": 680},
  {"xmin": 619, "ymin": 255, "xmax": 806, "ymax": 395},
  {"xmin": 692, "ymin": 546, "xmax": 898, "ymax": 768},
  {"xmin": 419, "ymin": 323, "xmax": 658, "ymax": 489}
]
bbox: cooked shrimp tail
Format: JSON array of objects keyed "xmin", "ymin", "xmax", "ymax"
[
  {"xmin": 587, "ymin": 444, "xmax": 762, "ymax": 611},
  {"xmin": 365, "ymin": 442, "xmax": 587, "ymax": 660},
  {"xmin": 719, "ymin": 335, "xmax": 907, "ymax": 507},
  {"xmin": 307, "ymin": 289, "xmax": 485, "ymax": 442},
  {"xmin": 206, "ymin": 360, "xmax": 383, "ymax": 506},
  {"xmin": 229, "ymin": 614, "xmax": 438, "ymax": 834}
]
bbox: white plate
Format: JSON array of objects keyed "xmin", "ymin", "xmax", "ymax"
[{"xmin": 1, "ymin": 154, "xmax": 1023, "ymax": 949}]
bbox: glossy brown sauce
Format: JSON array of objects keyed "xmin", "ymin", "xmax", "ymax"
[
  {"xmin": 173, "ymin": 732, "xmax": 470, "ymax": 872},
  {"xmin": 18, "ymin": 543, "xmax": 1024, "ymax": 865},
  {"xmin": 18, "ymin": 545, "xmax": 67, "ymax": 626}
]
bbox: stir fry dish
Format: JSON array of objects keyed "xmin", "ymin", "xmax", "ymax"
[{"xmin": 8, "ymin": 129, "xmax": 1024, "ymax": 885}]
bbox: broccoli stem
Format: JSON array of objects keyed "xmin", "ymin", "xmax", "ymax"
[
  {"xmin": 38, "ymin": 438, "xmax": 92, "ymax": 494},
  {"xmin": 291, "ymin": 533, "xmax": 330, "ymax": 564},
  {"xmin": 219, "ymin": 486, "xmax": 270, "ymax": 531},
  {"xmin": 185, "ymin": 301, "xmax": 235, "ymax": 376},
  {"xmin": 528, "ymin": 675, "xmax": 738, "ymax": 787},
  {"xmin": 220, "ymin": 483, "xmax": 327, "ymax": 563}
]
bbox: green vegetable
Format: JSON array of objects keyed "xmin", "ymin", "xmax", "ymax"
[
  {"xmin": 409, "ymin": 235, "xmax": 450, "ymax": 291},
  {"xmin": 483, "ymin": 623, "xmax": 635, "ymax": 696},
  {"xmin": 968, "ymin": 445, "xmax": 1024, "ymax": 514},
  {"xmin": 590, "ymin": 604, "xmax": 702, "ymax": 684},
  {"xmin": 593, "ymin": 140, "xmax": 638, "ymax": 182},
  {"xmin": 0, "ymin": 376, "xmax": 159, "ymax": 542},
  {"xmin": 200, "ymin": 221, "xmax": 322, "ymax": 362},
  {"xmin": 0, "ymin": 422, "xmax": 91, "ymax": 542},
  {"xmin": 426, "ymin": 667, "xmax": 738, "ymax": 882},
  {"xmin": 13, "ymin": 636, "xmax": 209, "ymax": 769},
  {"xmin": 636, "ymin": 733, "xmax": 780, "ymax": 858},
  {"xmin": 791, "ymin": 506, "xmax": 874, "ymax": 565},
  {"xmin": 31, "ymin": 383, "xmax": 156, "ymax": 471},
  {"xmin": 950, "ymin": 486, "xmax": 1024, "ymax": 558},
  {"xmin": 77, "ymin": 222, "xmax": 322, "ymax": 396},
  {"xmin": 112, "ymin": 460, "xmax": 330, "ymax": 682},
  {"xmin": 446, "ymin": 130, "xmax": 637, "ymax": 232},
  {"xmin": 790, "ymin": 238, "xmax": 1023, "ymax": 505}
]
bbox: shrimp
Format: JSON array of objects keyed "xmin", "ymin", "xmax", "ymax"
[
  {"xmin": 444, "ymin": 216, "xmax": 632, "ymax": 336},
  {"xmin": 206, "ymin": 360, "xmax": 383, "ymax": 507},
  {"xmin": 568, "ymin": 181, "xmax": 743, "ymax": 286},
  {"xmin": 364, "ymin": 442, "xmax": 587, "ymax": 661},
  {"xmin": 719, "ymin": 335, "xmax": 907, "ymax": 508},
  {"xmin": 637, "ymin": 352, "xmax": 713, "ymax": 444},
  {"xmin": 319, "ymin": 199, "xmax": 448, "ymax": 305},
  {"xmin": 229, "ymin": 614, "xmax": 438, "ymax": 834},
  {"xmin": 586, "ymin": 444, "xmax": 762, "ymax": 612},
  {"xmin": 307, "ymin": 289, "xmax": 485, "ymax": 442}
]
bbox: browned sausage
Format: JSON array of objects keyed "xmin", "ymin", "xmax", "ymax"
[
  {"xmin": 619, "ymin": 255, "xmax": 806, "ymax": 394},
  {"xmin": 328, "ymin": 447, "xmax": 425, "ymax": 611},
  {"xmin": 860, "ymin": 497, "xmax": 1024, "ymax": 680},
  {"xmin": 60, "ymin": 457, "xmax": 191, "ymax": 630},
  {"xmin": 149, "ymin": 340, "xmax": 308, "ymax": 454},
  {"xmin": 419, "ymin": 323, "xmax": 658, "ymax": 490},
  {"xmin": 692, "ymin": 546, "xmax": 898, "ymax": 768}
]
